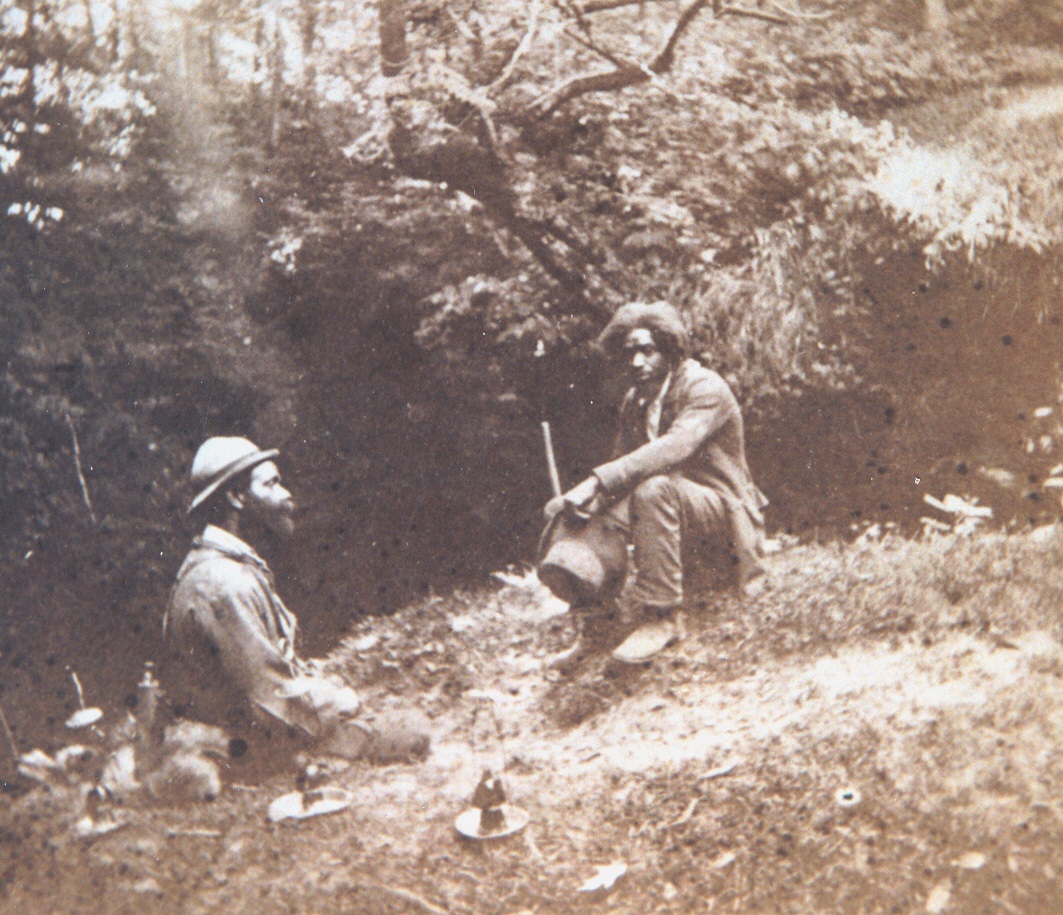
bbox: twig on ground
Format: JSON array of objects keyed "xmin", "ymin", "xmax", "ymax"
[
  {"xmin": 358, "ymin": 882, "xmax": 449, "ymax": 915},
  {"xmin": 0, "ymin": 699, "xmax": 19, "ymax": 762},
  {"xmin": 698, "ymin": 761, "xmax": 738, "ymax": 781},
  {"xmin": 69, "ymin": 668, "xmax": 86, "ymax": 708},
  {"xmin": 670, "ymin": 797, "xmax": 698, "ymax": 826},
  {"xmin": 65, "ymin": 412, "xmax": 97, "ymax": 526},
  {"xmin": 718, "ymin": 3, "xmax": 789, "ymax": 25},
  {"xmin": 561, "ymin": 26, "xmax": 685, "ymax": 102},
  {"xmin": 524, "ymin": 829, "xmax": 546, "ymax": 861},
  {"xmin": 578, "ymin": 0, "xmax": 672, "ymax": 12},
  {"xmin": 767, "ymin": 0, "xmax": 831, "ymax": 20}
]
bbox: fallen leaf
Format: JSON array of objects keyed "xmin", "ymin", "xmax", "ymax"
[
  {"xmin": 925, "ymin": 880, "xmax": 951, "ymax": 913},
  {"xmin": 350, "ymin": 633, "xmax": 379, "ymax": 652},
  {"xmin": 129, "ymin": 877, "xmax": 163, "ymax": 895},
  {"xmin": 100, "ymin": 745, "xmax": 139, "ymax": 797},
  {"xmin": 579, "ymin": 863, "xmax": 627, "ymax": 892},
  {"xmin": 978, "ymin": 467, "xmax": 1018, "ymax": 488},
  {"xmin": 17, "ymin": 749, "xmax": 58, "ymax": 784},
  {"xmin": 712, "ymin": 851, "xmax": 736, "ymax": 869},
  {"xmin": 956, "ymin": 851, "xmax": 986, "ymax": 870}
]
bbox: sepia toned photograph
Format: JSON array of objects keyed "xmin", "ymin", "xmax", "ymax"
[{"xmin": 1, "ymin": 0, "xmax": 1062, "ymax": 911}]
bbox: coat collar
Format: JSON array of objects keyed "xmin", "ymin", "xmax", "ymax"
[{"xmin": 196, "ymin": 524, "xmax": 270, "ymax": 572}]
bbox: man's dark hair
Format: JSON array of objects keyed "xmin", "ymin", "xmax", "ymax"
[
  {"xmin": 190, "ymin": 472, "xmax": 252, "ymax": 528},
  {"xmin": 596, "ymin": 301, "xmax": 690, "ymax": 363}
]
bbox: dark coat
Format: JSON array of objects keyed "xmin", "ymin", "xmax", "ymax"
[{"xmin": 593, "ymin": 357, "xmax": 768, "ymax": 538}]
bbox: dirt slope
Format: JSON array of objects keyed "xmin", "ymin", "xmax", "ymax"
[{"xmin": 3, "ymin": 527, "xmax": 1063, "ymax": 913}]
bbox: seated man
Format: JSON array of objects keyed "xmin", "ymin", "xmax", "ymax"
[
  {"xmin": 554, "ymin": 301, "xmax": 768, "ymax": 664},
  {"xmin": 162, "ymin": 437, "xmax": 365, "ymax": 765}
]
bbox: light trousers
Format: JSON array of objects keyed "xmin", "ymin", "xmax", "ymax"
[{"xmin": 607, "ymin": 474, "xmax": 764, "ymax": 610}]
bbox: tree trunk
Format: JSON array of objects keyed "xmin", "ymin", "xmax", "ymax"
[
  {"xmin": 379, "ymin": 0, "xmax": 407, "ymax": 77},
  {"xmin": 299, "ymin": 0, "xmax": 317, "ymax": 95},
  {"xmin": 269, "ymin": 17, "xmax": 285, "ymax": 148},
  {"xmin": 18, "ymin": 0, "xmax": 37, "ymax": 105}
]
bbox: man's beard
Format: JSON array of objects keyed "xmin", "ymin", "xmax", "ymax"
[
  {"xmin": 244, "ymin": 503, "xmax": 296, "ymax": 540},
  {"xmin": 264, "ymin": 511, "xmax": 296, "ymax": 538}
]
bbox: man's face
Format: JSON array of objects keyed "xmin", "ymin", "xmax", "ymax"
[
  {"xmin": 623, "ymin": 327, "xmax": 668, "ymax": 391},
  {"xmin": 244, "ymin": 461, "xmax": 296, "ymax": 537}
]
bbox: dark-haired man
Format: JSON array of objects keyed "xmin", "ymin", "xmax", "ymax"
[
  {"xmin": 558, "ymin": 302, "xmax": 768, "ymax": 663},
  {"xmin": 163, "ymin": 437, "xmax": 365, "ymax": 759}
]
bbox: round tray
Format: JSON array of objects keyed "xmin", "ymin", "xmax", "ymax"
[{"xmin": 454, "ymin": 804, "xmax": 530, "ymax": 839}]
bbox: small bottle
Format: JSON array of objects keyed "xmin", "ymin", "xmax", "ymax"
[{"xmin": 135, "ymin": 662, "xmax": 166, "ymax": 776}]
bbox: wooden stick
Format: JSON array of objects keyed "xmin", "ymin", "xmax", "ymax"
[
  {"xmin": 65, "ymin": 412, "xmax": 97, "ymax": 526},
  {"xmin": 541, "ymin": 421, "xmax": 563, "ymax": 498},
  {"xmin": 69, "ymin": 669, "xmax": 86, "ymax": 708},
  {"xmin": 0, "ymin": 699, "xmax": 18, "ymax": 763},
  {"xmin": 718, "ymin": 3, "xmax": 789, "ymax": 25},
  {"xmin": 357, "ymin": 883, "xmax": 449, "ymax": 915}
]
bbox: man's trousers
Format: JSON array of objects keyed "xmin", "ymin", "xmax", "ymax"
[{"xmin": 606, "ymin": 473, "xmax": 764, "ymax": 610}]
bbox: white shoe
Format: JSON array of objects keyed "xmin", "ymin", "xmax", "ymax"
[{"xmin": 611, "ymin": 617, "xmax": 678, "ymax": 664}]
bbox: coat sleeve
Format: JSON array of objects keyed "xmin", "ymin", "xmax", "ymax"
[
  {"xmin": 195, "ymin": 568, "xmax": 320, "ymax": 734},
  {"xmin": 594, "ymin": 374, "xmax": 734, "ymax": 495}
]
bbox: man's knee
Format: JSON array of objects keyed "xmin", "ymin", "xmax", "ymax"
[{"xmin": 631, "ymin": 474, "xmax": 678, "ymax": 511}]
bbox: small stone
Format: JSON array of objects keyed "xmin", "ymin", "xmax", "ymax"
[
  {"xmin": 925, "ymin": 880, "xmax": 951, "ymax": 914},
  {"xmin": 956, "ymin": 851, "xmax": 986, "ymax": 870},
  {"xmin": 130, "ymin": 877, "xmax": 163, "ymax": 896}
]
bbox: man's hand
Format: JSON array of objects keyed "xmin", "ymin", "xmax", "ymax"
[{"xmin": 563, "ymin": 475, "xmax": 603, "ymax": 515}]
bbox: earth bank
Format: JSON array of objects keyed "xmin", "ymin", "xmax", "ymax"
[{"xmin": 2, "ymin": 524, "xmax": 1062, "ymax": 913}]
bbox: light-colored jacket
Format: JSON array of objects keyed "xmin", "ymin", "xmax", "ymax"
[{"xmin": 164, "ymin": 526, "xmax": 357, "ymax": 737}]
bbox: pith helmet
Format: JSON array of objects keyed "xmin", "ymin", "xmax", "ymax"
[{"xmin": 188, "ymin": 436, "xmax": 279, "ymax": 514}]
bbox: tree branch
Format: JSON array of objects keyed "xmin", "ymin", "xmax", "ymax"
[
  {"xmin": 531, "ymin": 66, "xmax": 643, "ymax": 117},
  {"xmin": 577, "ymin": 0, "xmax": 675, "ymax": 13},
  {"xmin": 488, "ymin": 0, "xmax": 543, "ymax": 92},
  {"xmin": 531, "ymin": 0, "xmax": 710, "ymax": 115},
  {"xmin": 650, "ymin": 0, "xmax": 710, "ymax": 72},
  {"xmin": 718, "ymin": 4, "xmax": 789, "ymax": 25},
  {"xmin": 562, "ymin": 26, "xmax": 684, "ymax": 101},
  {"xmin": 66, "ymin": 411, "xmax": 97, "ymax": 526}
]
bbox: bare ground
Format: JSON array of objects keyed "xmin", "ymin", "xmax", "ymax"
[{"xmin": 3, "ymin": 525, "xmax": 1063, "ymax": 913}]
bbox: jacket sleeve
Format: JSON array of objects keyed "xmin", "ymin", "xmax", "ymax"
[
  {"xmin": 196, "ymin": 568, "xmax": 319, "ymax": 733},
  {"xmin": 594, "ymin": 374, "xmax": 734, "ymax": 495}
]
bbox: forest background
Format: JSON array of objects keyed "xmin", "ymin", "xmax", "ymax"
[{"xmin": 1, "ymin": 0, "xmax": 1062, "ymax": 739}]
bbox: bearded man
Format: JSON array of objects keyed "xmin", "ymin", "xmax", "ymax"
[
  {"xmin": 550, "ymin": 302, "xmax": 768, "ymax": 664},
  {"xmin": 163, "ymin": 437, "xmax": 365, "ymax": 760}
]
